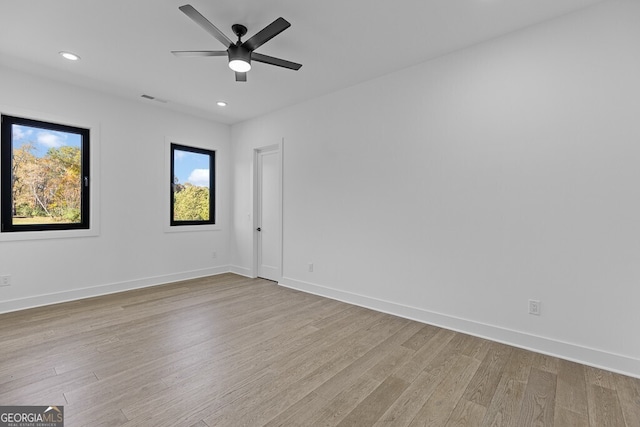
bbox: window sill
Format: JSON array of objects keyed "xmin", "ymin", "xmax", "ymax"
[
  {"xmin": 163, "ymin": 224, "xmax": 221, "ymax": 233},
  {"xmin": 0, "ymin": 227, "xmax": 99, "ymax": 242}
]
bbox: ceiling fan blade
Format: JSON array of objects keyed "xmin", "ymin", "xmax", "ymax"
[
  {"xmin": 235, "ymin": 72, "xmax": 247, "ymax": 82},
  {"xmin": 242, "ymin": 17, "xmax": 291, "ymax": 52},
  {"xmin": 171, "ymin": 50, "xmax": 228, "ymax": 57},
  {"xmin": 179, "ymin": 4, "xmax": 233, "ymax": 48},
  {"xmin": 252, "ymin": 52, "xmax": 302, "ymax": 70}
]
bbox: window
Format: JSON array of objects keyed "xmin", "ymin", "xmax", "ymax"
[
  {"xmin": 170, "ymin": 143, "xmax": 215, "ymax": 226},
  {"xmin": 1, "ymin": 115, "xmax": 90, "ymax": 232}
]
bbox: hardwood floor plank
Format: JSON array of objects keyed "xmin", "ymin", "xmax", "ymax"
[
  {"xmin": 615, "ymin": 373, "xmax": 640, "ymax": 427},
  {"xmin": 445, "ymin": 399, "xmax": 487, "ymax": 427},
  {"xmin": 69, "ymin": 408, "xmax": 129, "ymax": 427},
  {"xmin": 374, "ymin": 371, "xmax": 443, "ymax": 426},
  {"xmin": 481, "ymin": 345, "xmax": 540, "ymax": 427},
  {"xmin": 0, "ymin": 367, "xmax": 57, "ymax": 388},
  {"xmin": 366, "ymin": 344, "xmax": 416, "ymax": 383},
  {"xmin": 502, "ymin": 348, "xmax": 535, "ymax": 383},
  {"xmin": 408, "ymin": 355, "xmax": 481, "ymax": 426},
  {"xmin": 462, "ymin": 338, "xmax": 492, "ymax": 362},
  {"xmin": 263, "ymin": 391, "xmax": 329, "ymax": 427},
  {"xmin": 480, "ymin": 377, "xmax": 526, "ymax": 427},
  {"xmin": 556, "ymin": 359, "xmax": 588, "ymax": 416},
  {"xmin": 401, "ymin": 324, "xmax": 441, "ymax": 351},
  {"xmin": 309, "ymin": 305, "xmax": 368, "ymax": 330},
  {"xmin": 554, "ymin": 407, "xmax": 589, "ymax": 427},
  {"xmin": 0, "ymin": 369, "xmax": 98, "ymax": 405},
  {"xmin": 587, "ymin": 384, "xmax": 626, "ymax": 427},
  {"xmin": 533, "ymin": 353, "xmax": 560, "ymax": 375},
  {"xmin": 461, "ymin": 342, "xmax": 513, "ymax": 407},
  {"xmin": 392, "ymin": 328, "xmax": 457, "ymax": 383},
  {"xmin": 299, "ymin": 378, "xmax": 379, "ymax": 427},
  {"xmin": 585, "ymin": 365, "xmax": 617, "ymax": 389},
  {"xmin": 516, "ymin": 367, "xmax": 557, "ymax": 427},
  {"xmin": 336, "ymin": 376, "xmax": 410, "ymax": 426}
]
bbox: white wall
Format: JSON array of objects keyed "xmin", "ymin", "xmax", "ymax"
[
  {"xmin": 0, "ymin": 65, "xmax": 231, "ymax": 312},
  {"xmin": 231, "ymin": 0, "xmax": 640, "ymax": 377}
]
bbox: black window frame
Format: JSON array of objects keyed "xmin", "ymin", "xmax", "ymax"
[
  {"xmin": 170, "ymin": 143, "xmax": 215, "ymax": 226},
  {"xmin": 1, "ymin": 114, "xmax": 90, "ymax": 233}
]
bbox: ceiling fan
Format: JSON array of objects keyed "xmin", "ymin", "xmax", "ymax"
[{"xmin": 172, "ymin": 4, "xmax": 302, "ymax": 82}]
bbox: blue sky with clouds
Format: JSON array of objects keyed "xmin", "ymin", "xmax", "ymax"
[
  {"xmin": 12, "ymin": 124, "xmax": 81, "ymax": 157},
  {"xmin": 174, "ymin": 149, "xmax": 210, "ymax": 188},
  {"xmin": 13, "ymin": 124, "xmax": 210, "ymax": 188}
]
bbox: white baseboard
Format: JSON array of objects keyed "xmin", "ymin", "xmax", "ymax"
[
  {"xmin": 279, "ymin": 276, "xmax": 640, "ymax": 379},
  {"xmin": 229, "ymin": 265, "xmax": 254, "ymax": 278},
  {"xmin": 0, "ymin": 266, "xmax": 230, "ymax": 314}
]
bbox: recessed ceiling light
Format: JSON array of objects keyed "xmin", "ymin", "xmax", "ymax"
[
  {"xmin": 217, "ymin": 101, "xmax": 227, "ymax": 107},
  {"xmin": 59, "ymin": 51, "xmax": 80, "ymax": 61}
]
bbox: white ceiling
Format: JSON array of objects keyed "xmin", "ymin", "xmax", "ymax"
[{"xmin": 0, "ymin": 0, "xmax": 604, "ymax": 125}]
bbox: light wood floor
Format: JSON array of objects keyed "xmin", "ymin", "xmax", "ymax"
[{"xmin": 1, "ymin": 274, "xmax": 639, "ymax": 426}]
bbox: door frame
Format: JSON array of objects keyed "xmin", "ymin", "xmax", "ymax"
[{"xmin": 252, "ymin": 141, "xmax": 283, "ymax": 281}]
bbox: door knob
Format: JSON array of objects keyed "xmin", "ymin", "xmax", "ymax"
[{"xmin": 256, "ymin": 227, "xmax": 261, "ymax": 232}]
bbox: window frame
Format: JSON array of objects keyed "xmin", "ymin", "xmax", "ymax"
[
  {"xmin": 1, "ymin": 114, "xmax": 91, "ymax": 233},
  {"xmin": 169, "ymin": 142, "xmax": 216, "ymax": 227}
]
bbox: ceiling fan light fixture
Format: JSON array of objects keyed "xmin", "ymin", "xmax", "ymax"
[
  {"xmin": 229, "ymin": 59, "xmax": 251, "ymax": 72},
  {"xmin": 228, "ymin": 45, "xmax": 251, "ymax": 72}
]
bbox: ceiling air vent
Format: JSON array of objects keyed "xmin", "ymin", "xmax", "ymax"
[{"xmin": 140, "ymin": 94, "xmax": 168, "ymax": 103}]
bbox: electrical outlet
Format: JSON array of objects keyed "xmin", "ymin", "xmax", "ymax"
[
  {"xmin": 528, "ymin": 299, "xmax": 541, "ymax": 316},
  {"xmin": 212, "ymin": 251, "xmax": 217, "ymax": 259},
  {"xmin": 0, "ymin": 275, "xmax": 11, "ymax": 287},
  {"xmin": 308, "ymin": 263, "xmax": 314, "ymax": 272}
]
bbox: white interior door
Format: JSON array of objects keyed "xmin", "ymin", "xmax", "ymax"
[{"xmin": 256, "ymin": 147, "xmax": 281, "ymax": 281}]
